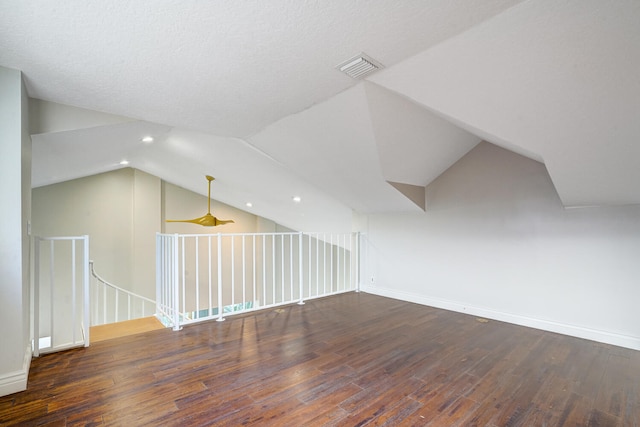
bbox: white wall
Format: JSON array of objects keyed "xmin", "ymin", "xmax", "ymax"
[
  {"xmin": 32, "ymin": 168, "xmax": 137, "ymax": 288},
  {"xmin": 362, "ymin": 142, "xmax": 640, "ymax": 350},
  {"xmin": 133, "ymin": 169, "xmax": 161, "ymax": 298},
  {"xmin": 20, "ymin": 71, "xmax": 31, "ymax": 385},
  {"xmin": 0, "ymin": 66, "xmax": 31, "ymax": 396}
]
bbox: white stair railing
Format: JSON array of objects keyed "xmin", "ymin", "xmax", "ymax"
[
  {"xmin": 90, "ymin": 261, "xmax": 156, "ymax": 326},
  {"xmin": 156, "ymin": 231, "xmax": 360, "ymax": 330}
]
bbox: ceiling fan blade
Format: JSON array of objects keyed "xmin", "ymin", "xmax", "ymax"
[
  {"xmin": 166, "ymin": 213, "xmax": 234, "ymax": 227},
  {"xmin": 166, "ymin": 218, "xmax": 208, "ymax": 225}
]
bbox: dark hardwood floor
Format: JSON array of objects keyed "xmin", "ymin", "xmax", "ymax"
[{"xmin": 2, "ymin": 292, "xmax": 639, "ymax": 426}]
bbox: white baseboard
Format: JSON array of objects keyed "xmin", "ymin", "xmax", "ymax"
[
  {"xmin": 362, "ymin": 285, "xmax": 640, "ymax": 351},
  {"xmin": 0, "ymin": 345, "xmax": 31, "ymax": 397}
]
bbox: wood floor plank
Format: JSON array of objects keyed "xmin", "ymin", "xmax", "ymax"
[
  {"xmin": 593, "ymin": 354, "xmax": 631, "ymax": 418},
  {"xmin": 287, "ymin": 382, "xmax": 362, "ymax": 423},
  {"xmin": 2, "ymin": 292, "xmax": 640, "ymax": 426}
]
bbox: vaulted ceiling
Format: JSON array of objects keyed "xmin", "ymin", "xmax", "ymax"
[{"xmin": 2, "ymin": 0, "xmax": 638, "ymax": 231}]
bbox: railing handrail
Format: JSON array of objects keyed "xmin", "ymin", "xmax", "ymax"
[
  {"xmin": 158, "ymin": 231, "xmax": 353, "ymax": 238},
  {"xmin": 36, "ymin": 235, "xmax": 90, "ymax": 241},
  {"xmin": 89, "ymin": 260, "xmax": 155, "ymax": 304}
]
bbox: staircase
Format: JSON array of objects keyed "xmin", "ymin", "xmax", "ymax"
[
  {"xmin": 90, "ymin": 261, "xmax": 163, "ymax": 342},
  {"xmin": 90, "ymin": 261, "xmax": 157, "ymax": 326}
]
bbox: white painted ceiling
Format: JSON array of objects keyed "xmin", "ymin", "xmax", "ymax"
[
  {"xmin": 2, "ymin": 0, "xmax": 639, "ymax": 231},
  {"xmin": 369, "ymin": 0, "xmax": 640, "ymax": 208}
]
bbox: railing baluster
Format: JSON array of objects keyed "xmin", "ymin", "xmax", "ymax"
[
  {"xmin": 50, "ymin": 241, "xmax": 55, "ymax": 347},
  {"xmin": 316, "ymin": 234, "xmax": 319, "ymax": 297},
  {"xmin": 341, "ymin": 235, "xmax": 344, "ymax": 290},
  {"xmin": 272, "ymin": 235, "xmax": 276, "ymax": 305},
  {"xmin": 155, "ymin": 233, "xmax": 160, "ymax": 323},
  {"xmin": 355, "ymin": 233, "xmax": 362, "ymax": 292},
  {"xmin": 181, "ymin": 236, "xmax": 186, "ymax": 321},
  {"xmin": 281, "ymin": 234, "xmax": 285, "ymax": 304},
  {"xmin": 71, "ymin": 240, "xmax": 77, "ymax": 345},
  {"xmin": 323, "ymin": 233, "xmax": 327, "ymax": 295},
  {"xmin": 208, "ymin": 235, "xmax": 212, "ymax": 318},
  {"xmin": 330, "ymin": 234, "xmax": 334, "ymax": 293},
  {"xmin": 298, "ymin": 232, "xmax": 304, "ymax": 305},
  {"xmin": 252, "ymin": 235, "xmax": 256, "ymax": 309},
  {"xmin": 195, "ymin": 237, "xmax": 200, "ymax": 320},
  {"xmin": 231, "ymin": 235, "xmax": 235, "ymax": 308},
  {"xmin": 262, "ymin": 235, "xmax": 266, "ymax": 308},
  {"xmin": 103, "ymin": 281, "xmax": 107, "ymax": 324},
  {"xmin": 172, "ymin": 234, "xmax": 180, "ymax": 330},
  {"xmin": 336, "ymin": 234, "xmax": 340, "ymax": 292},
  {"xmin": 168, "ymin": 235, "xmax": 172, "ymax": 322},
  {"xmin": 164, "ymin": 236, "xmax": 168, "ymax": 320},
  {"xmin": 160, "ymin": 235, "xmax": 165, "ymax": 322},
  {"xmin": 290, "ymin": 234, "xmax": 294, "ymax": 301},
  {"xmin": 93, "ymin": 281, "xmax": 98, "ymax": 326},
  {"xmin": 217, "ymin": 233, "xmax": 224, "ymax": 322},
  {"xmin": 115, "ymin": 289, "xmax": 119, "ymax": 323},
  {"xmin": 82, "ymin": 236, "xmax": 90, "ymax": 346},
  {"xmin": 350, "ymin": 233, "xmax": 354, "ymax": 291},
  {"xmin": 242, "ymin": 235, "xmax": 246, "ymax": 312},
  {"xmin": 343, "ymin": 234, "xmax": 347, "ymax": 291},
  {"xmin": 33, "ymin": 237, "xmax": 41, "ymax": 357},
  {"xmin": 308, "ymin": 233, "xmax": 312, "ymax": 298},
  {"xmin": 168, "ymin": 235, "xmax": 171, "ymax": 322}
]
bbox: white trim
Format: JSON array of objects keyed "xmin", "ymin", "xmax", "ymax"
[
  {"xmin": 362, "ymin": 285, "xmax": 640, "ymax": 351},
  {"xmin": 0, "ymin": 345, "xmax": 31, "ymax": 397}
]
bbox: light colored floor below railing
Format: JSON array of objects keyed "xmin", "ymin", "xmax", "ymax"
[{"xmin": 90, "ymin": 316, "xmax": 165, "ymax": 342}]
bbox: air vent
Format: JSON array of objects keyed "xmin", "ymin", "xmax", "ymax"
[{"xmin": 336, "ymin": 53, "xmax": 384, "ymax": 79}]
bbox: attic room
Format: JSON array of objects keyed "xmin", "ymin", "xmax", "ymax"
[{"xmin": 1, "ymin": 0, "xmax": 639, "ymax": 424}]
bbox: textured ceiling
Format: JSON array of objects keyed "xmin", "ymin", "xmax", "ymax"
[
  {"xmin": 0, "ymin": 0, "xmax": 521, "ymax": 138},
  {"xmin": 2, "ymin": 0, "xmax": 639, "ymax": 231}
]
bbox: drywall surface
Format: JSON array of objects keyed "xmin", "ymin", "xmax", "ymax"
[
  {"xmin": 132, "ymin": 169, "xmax": 161, "ymax": 298},
  {"xmin": 32, "ymin": 168, "xmax": 136, "ymax": 288},
  {"xmin": 0, "ymin": 66, "xmax": 31, "ymax": 396},
  {"xmin": 362, "ymin": 142, "xmax": 640, "ymax": 349}
]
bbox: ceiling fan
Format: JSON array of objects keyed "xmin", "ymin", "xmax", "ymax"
[{"xmin": 166, "ymin": 175, "xmax": 234, "ymax": 227}]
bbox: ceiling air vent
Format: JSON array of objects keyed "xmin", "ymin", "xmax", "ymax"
[{"xmin": 336, "ymin": 53, "xmax": 384, "ymax": 79}]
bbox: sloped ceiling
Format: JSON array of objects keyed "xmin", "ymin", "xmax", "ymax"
[
  {"xmin": 364, "ymin": 82, "xmax": 480, "ymax": 188},
  {"xmin": 248, "ymin": 84, "xmax": 423, "ymax": 214},
  {"xmin": 370, "ymin": 0, "xmax": 640, "ymax": 207},
  {"xmin": 2, "ymin": 0, "xmax": 639, "ymax": 231},
  {"xmin": 0, "ymin": 0, "xmax": 522, "ymax": 137}
]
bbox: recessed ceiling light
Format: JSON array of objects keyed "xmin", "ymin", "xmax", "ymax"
[
  {"xmin": 245, "ymin": 202, "xmax": 253, "ymax": 208},
  {"xmin": 141, "ymin": 136, "xmax": 154, "ymax": 143},
  {"xmin": 119, "ymin": 160, "xmax": 129, "ymax": 165},
  {"xmin": 292, "ymin": 196, "xmax": 301, "ymax": 203}
]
